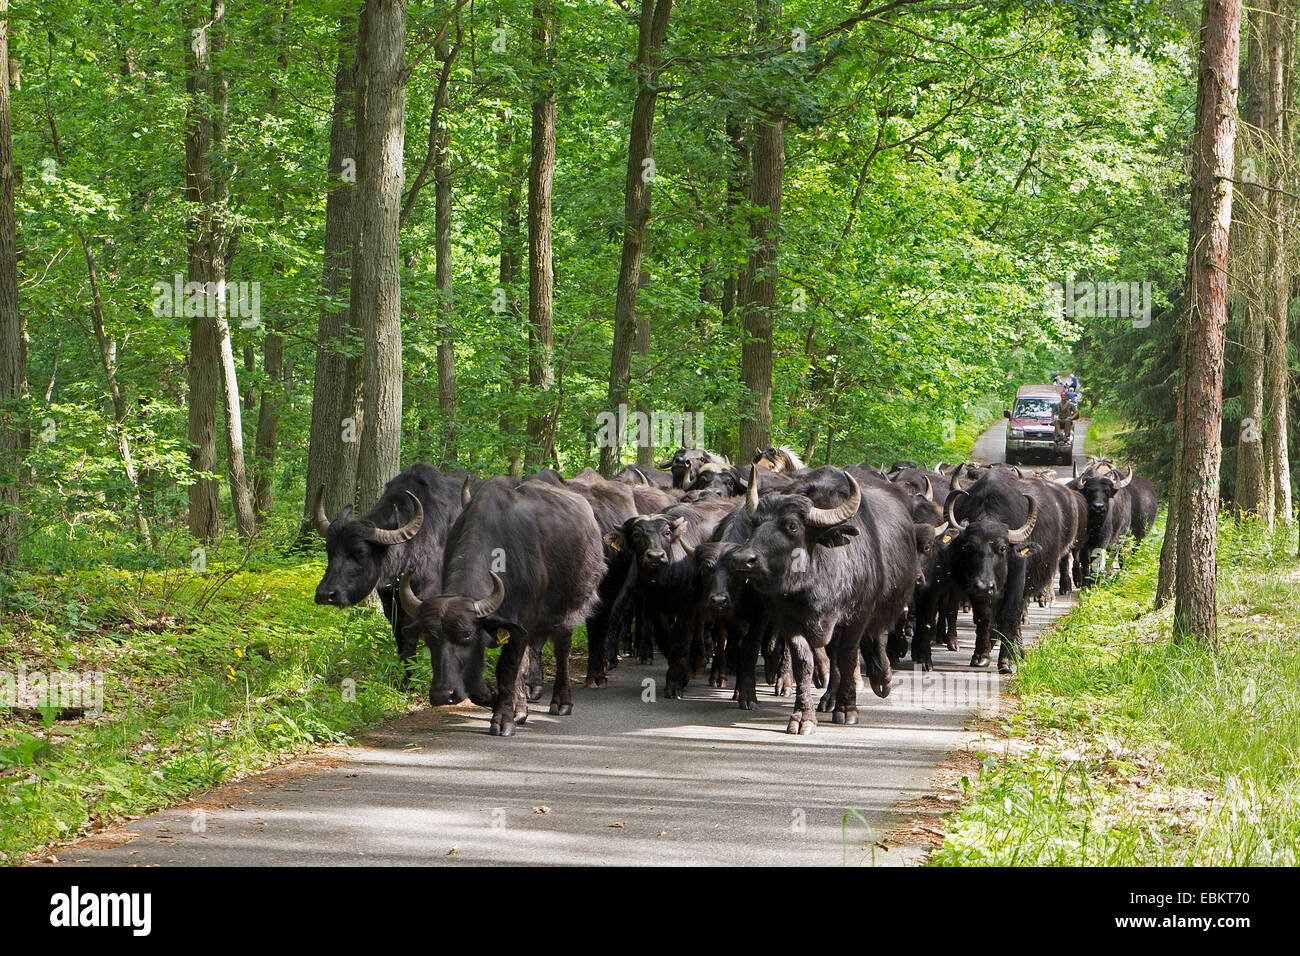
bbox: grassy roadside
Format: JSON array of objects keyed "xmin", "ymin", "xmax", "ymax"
[
  {"xmin": 0, "ymin": 560, "xmax": 417, "ymax": 863},
  {"xmin": 929, "ymin": 517, "xmax": 1300, "ymax": 865}
]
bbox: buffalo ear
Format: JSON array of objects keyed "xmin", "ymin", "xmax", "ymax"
[
  {"xmin": 1015, "ymin": 542, "xmax": 1041, "ymax": 557},
  {"xmin": 815, "ymin": 524, "xmax": 860, "ymax": 548},
  {"xmin": 479, "ymin": 617, "xmax": 527, "ymax": 647},
  {"xmin": 603, "ymin": 530, "xmax": 625, "ymax": 552}
]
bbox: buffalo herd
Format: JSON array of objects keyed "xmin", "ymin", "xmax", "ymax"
[{"xmin": 312, "ymin": 448, "xmax": 1157, "ymax": 738}]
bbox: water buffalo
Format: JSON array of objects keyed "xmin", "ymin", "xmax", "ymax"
[
  {"xmin": 730, "ymin": 467, "xmax": 917, "ymax": 735},
  {"xmin": 396, "ymin": 477, "xmax": 605, "ymax": 737},
  {"xmin": 313, "ymin": 463, "xmax": 475, "ymax": 686}
]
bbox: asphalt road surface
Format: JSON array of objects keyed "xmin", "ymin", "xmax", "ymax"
[{"xmin": 49, "ymin": 422, "xmax": 1087, "ymax": 867}]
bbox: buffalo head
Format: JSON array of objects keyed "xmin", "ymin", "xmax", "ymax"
[{"xmin": 313, "ymin": 488, "xmax": 424, "ymax": 607}]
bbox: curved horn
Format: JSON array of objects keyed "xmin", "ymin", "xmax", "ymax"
[
  {"xmin": 931, "ymin": 521, "xmax": 950, "ymax": 538},
  {"xmin": 472, "ymin": 571, "xmax": 506, "ymax": 617},
  {"xmin": 368, "ymin": 491, "xmax": 424, "ymax": 545},
  {"xmin": 1007, "ymin": 494, "xmax": 1038, "ymax": 544},
  {"xmin": 805, "ymin": 473, "xmax": 861, "ymax": 527},
  {"xmin": 923, "ymin": 476, "xmax": 935, "ymax": 503},
  {"xmin": 313, "ymin": 486, "xmax": 332, "ymax": 537},
  {"xmin": 950, "ymin": 470, "xmax": 966, "ymax": 492},
  {"xmin": 398, "ymin": 570, "xmax": 424, "ymax": 617},
  {"xmin": 681, "ymin": 539, "xmax": 696, "ymax": 558},
  {"xmin": 745, "ymin": 465, "xmax": 760, "ymax": 516},
  {"xmin": 943, "ymin": 489, "xmax": 969, "ymax": 530},
  {"xmin": 1112, "ymin": 465, "xmax": 1133, "ymax": 489},
  {"xmin": 461, "ymin": 478, "xmax": 472, "ymax": 507}
]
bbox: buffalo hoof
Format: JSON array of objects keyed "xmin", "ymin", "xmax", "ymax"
[
  {"xmin": 915, "ymin": 658, "xmax": 933, "ymax": 672},
  {"xmin": 998, "ymin": 658, "xmax": 1017, "ymax": 676},
  {"xmin": 786, "ymin": 716, "xmax": 816, "ymax": 736},
  {"xmin": 869, "ymin": 677, "xmax": 890, "ymax": 699},
  {"xmin": 832, "ymin": 708, "xmax": 858, "ymax": 725},
  {"xmin": 525, "ymin": 684, "xmax": 543, "ymax": 702},
  {"xmin": 816, "ymin": 694, "xmax": 833, "ymax": 713},
  {"xmin": 738, "ymin": 696, "xmax": 757, "ymax": 711},
  {"xmin": 489, "ymin": 717, "xmax": 517, "ymax": 737},
  {"xmin": 709, "ymin": 675, "xmax": 727, "ymax": 688},
  {"xmin": 584, "ymin": 676, "xmax": 608, "ymax": 689},
  {"xmin": 549, "ymin": 702, "xmax": 573, "ymax": 716},
  {"xmin": 970, "ymin": 653, "xmax": 991, "ymax": 668},
  {"xmin": 514, "ymin": 708, "xmax": 528, "ymax": 724},
  {"xmin": 813, "ymin": 673, "xmax": 826, "ymax": 689},
  {"xmin": 946, "ymin": 637, "xmax": 959, "ymax": 651},
  {"xmin": 637, "ymin": 654, "xmax": 653, "ymax": 665},
  {"xmin": 774, "ymin": 676, "xmax": 794, "ymax": 697}
]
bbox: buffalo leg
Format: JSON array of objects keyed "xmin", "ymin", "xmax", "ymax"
[
  {"xmin": 490, "ymin": 638, "xmax": 527, "ymax": 737},
  {"xmin": 584, "ymin": 606, "xmax": 610, "ymax": 689},
  {"xmin": 813, "ymin": 645, "xmax": 829, "ymax": 689},
  {"xmin": 523, "ymin": 650, "xmax": 544, "ymax": 702},
  {"xmin": 549, "ymin": 628, "xmax": 574, "ymax": 716},
  {"xmin": 663, "ymin": 615, "xmax": 692, "ymax": 699},
  {"xmin": 818, "ymin": 634, "xmax": 840, "ymax": 713},
  {"xmin": 911, "ymin": 586, "xmax": 938, "ymax": 671},
  {"xmin": 785, "ymin": 635, "xmax": 817, "ymax": 736},
  {"xmin": 970, "ymin": 604, "xmax": 994, "ymax": 668},
  {"xmin": 709, "ymin": 620, "xmax": 729, "ymax": 688},
  {"xmin": 736, "ymin": 624, "xmax": 760, "ymax": 710}
]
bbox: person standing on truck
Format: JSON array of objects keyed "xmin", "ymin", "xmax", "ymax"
[{"xmin": 1053, "ymin": 392, "xmax": 1074, "ymax": 444}]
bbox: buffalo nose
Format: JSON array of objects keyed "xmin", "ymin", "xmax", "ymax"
[
  {"xmin": 315, "ymin": 587, "xmax": 337, "ymax": 606},
  {"xmin": 731, "ymin": 550, "xmax": 758, "ymax": 570},
  {"xmin": 645, "ymin": 549, "xmax": 667, "ymax": 565},
  {"xmin": 709, "ymin": 593, "xmax": 730, "ymax": 609}
]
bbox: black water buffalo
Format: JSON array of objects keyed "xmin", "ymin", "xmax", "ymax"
[
  {"xmin": 753, "ymin": 446, "xmax": 808, "ymax": 474},
  {"xmin": 564, "ymin": 470, "xmax": 676, "ymax": 686},
  {"xmin": 1074, "ymin": 466, "xmax": 1155, "ymax": 584},
  {"xmin": 661, "ymin": 448, "xmax": 730, "ymax": 489},
  {"xmin": 603, "ymin": 498, "xmax": 735, "ymax": 697},
  {"xmin": 922, "ymin": 469, "xmax": 1073, "ymax": 673},
  {"xmin": 396, "ymin": 477, "xmax": 605, "ymax": 737},
  {"xmin": 730, "ymin": 467, "xmax": 917, "ymax": 735},
  {"xmin": 313, "ymin": 463, "xmax": 475, "ymax": 685},
  {"xmin": 614, "ymin": 464, "xmax": 675, "ymax": 488}
]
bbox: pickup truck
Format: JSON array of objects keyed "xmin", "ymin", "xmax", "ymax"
[{"xmin": 1003, "ymin": 384, "xmax": 1075, "ymax": 466}]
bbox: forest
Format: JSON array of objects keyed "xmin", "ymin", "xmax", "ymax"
[{"xmin": 0, "ymin": 0, "xmax": 1297, "ymax": 870}]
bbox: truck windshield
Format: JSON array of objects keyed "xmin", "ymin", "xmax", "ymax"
[{"xmin": 1013, "ymin": 398, "xmax": 1056, "ymax": 419}]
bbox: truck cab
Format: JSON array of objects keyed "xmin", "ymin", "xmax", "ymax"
[{"xmin": 1004, "ymin": 384, "xmax": 1073, "ymax": 465}]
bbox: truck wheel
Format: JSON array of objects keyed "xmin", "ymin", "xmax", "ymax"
[{"xmin": 1005, "ymin": 450, "xmax": 1018, "ymax": 466}]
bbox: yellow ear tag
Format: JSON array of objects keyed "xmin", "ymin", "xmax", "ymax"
[{"xmin": 496, "ymin": 627, "xmax": 510, "ymax": 645}]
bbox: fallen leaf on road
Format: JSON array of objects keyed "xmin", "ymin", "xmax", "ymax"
[
  {"xmin": 534, "ymin": 806, "xmax": 551, "ymax": 814},
  {"xmin": 608, "ymin": 822, "xmax": 625, "ymax": 828},
  {"xmin": 447, "ymin": 848, "xmax": 459, "ymax": 856}
]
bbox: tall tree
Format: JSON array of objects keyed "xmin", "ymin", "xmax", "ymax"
[
  {"xmin": 0, "ymin": 0, "xmax": 25, "ymax": 565},
  {"xmin": 353, "ymin": 0, "xmax": 408, "ymax": 510},
  {"xmin": 599, "ymin": 0, "xmax": 672, "ymax": 476},
  {"xmin": 524, "ymin": 0, "xmax": 556, "ymax": 469},
  {"xmin": 302, "ymin": 9, "xmax": 363, "ymax": 538},
  {"xmin": 1262, "ymin": 0, "xmax": 1292, "ymax": 524},
  {"xmin": 1169, "ymin": 0, "xmax": 1242, "ymax": 643},
  {"xmin": 736, "ymin": 0, "xmax": 783, "ymax": 460},
  {"xmin": 184, "ymin": 3, "xmax": 221, "ymax": 542}
]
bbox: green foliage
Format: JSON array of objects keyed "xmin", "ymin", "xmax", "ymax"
[{"xmin": 931, "ymin": 519, "xmax": 1300, "ymax": 866}]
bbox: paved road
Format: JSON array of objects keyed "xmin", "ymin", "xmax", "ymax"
[{"xmin": 50, "ymin": 422, "xmax": 1085, "ymax": 867}]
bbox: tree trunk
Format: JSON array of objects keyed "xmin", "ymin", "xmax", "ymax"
[
  {"xmin": 208, "ymin": 0, "xmax": 257, "ymax": 539},
  {"xmin": 524, "ymin": 0, "xmax": 556, "ymax": 470},
  {"xmin": 354, "ymin": 0, "xmax": 407, "ymax": 510},
  {"xmin": 185, "ymin": 4, "xmax": 221, "ymax": 542},
  {"xmin": 302, "ymin": 11, "xmax": 363, "ymax": 538},
  {"xmin": 1263, "ymin": 0, "xmax": 1293, "ymax": 523},
  {"xmin": 1172, "ymin": 0, "xmax": 1242, "ymax": 644},
  {"xmin": 253, "ymin": 1, "xmax": 293, "ymax": 518},
  {"xmin": 81, "ymin": 239, "xmax": 152, "ymax": 547},
  {"xmin": 499, "ymin": 115, "xmax": 525, "ymax": 478},
  {"xmin": 634, "ymin": 272, "xmax": 653, "ymax": 466},
  {"xmin": 0, "ymin": 0, "xmax": 26, "ymax": 565},
  {"xmin": 1235, "ymin": 11, "xmax": 1268, "ymax": 518},
  {"xmin": 599, "ymin": 0, "xmax": 672, "ymax": 476},
  {"xmin": 434, "ymin": 43, "xmax": 458, "ymax": 463},
  {"xmin": 736, "ymin": 0, "xmax": 783, "ymax": 460}
]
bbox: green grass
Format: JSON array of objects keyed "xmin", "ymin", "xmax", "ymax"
[
  {"xmin": 0, "ymin": 559, "xmax": 421, "ymax": 863},
  {"xmin": 1083, "ymin": 407, "xmax": 1128, "ymax": 459},
  {"xmin": 930, "ymin": 517, "xmax": 1300, "ymax": 865}
]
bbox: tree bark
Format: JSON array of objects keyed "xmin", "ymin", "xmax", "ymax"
[
  {"xmin": 736, "ymin": 0, "xmax": 783, "ymax": 460},
  {"xmin": 184, "ymin": 3, "xmax": 221, "ymax": 542},
  {"xmin": 599, "ymin": 0, "xmax": 672, "ymax": 476},
  {"xmin": 1235, "ymin": 10, "xmax": 1268, "ymax": 519},
  {"xmin": 302, "ymin": 9, "xmax": 363, "ymax": 538},
  {"xmin": 354, "ymin": 0, "xmax": 407, "ymax": 510},
  {"xmin": 1263, "ymin": 0, "xmax": 1292, "ymax": 523},
  {"xmin": 208, "ymin": 0, "xmax": 257, "ymax": 539},
  {"xmin": 524, "ymin": 0, "xmax": 556, "ymax": 469},
  {"xmin": 1171, "ymin": 0, "xmax": 1242, "ymax": 644},
  {"xmin": 433, "ymin": 41, "xmax": 458, "ymax": 463},
  {"xmin": 499, "ymin": 114, "xmax": 525, "ymax": 478},
  {"xmin": 0, "ymin": 0, "xmax": 26, "ymax": 565}
]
